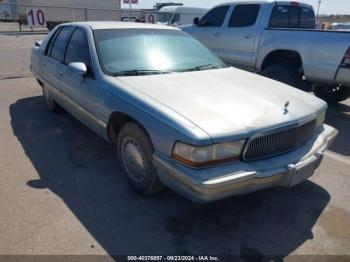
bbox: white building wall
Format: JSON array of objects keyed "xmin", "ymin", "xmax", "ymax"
[
  {"xmin": 16, "ymin": 0, "xmax": 121, "ymax": 9},
  {"xmin": 6, "ymin": 0, "xmax": 122, "ymax": 22}
]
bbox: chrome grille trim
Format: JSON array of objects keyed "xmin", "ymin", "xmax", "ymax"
[{"xmin": 243, "ymin": 119, "xmax": 317, "ymax": 161}]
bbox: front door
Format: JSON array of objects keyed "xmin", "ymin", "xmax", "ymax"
[
  {"xmin": 220, "ymin": 4, "xmax": 262, "ymax": 69},
  {"xmin": 190, "ymin": 5, "xmax": 230, "ymax": 54},
  {"xmin": 60, "ymin": 27, "xmax": 107, "ymax": 134}
]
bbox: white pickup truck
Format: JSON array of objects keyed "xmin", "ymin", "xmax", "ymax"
[{"xmin": 182, "ymin": 0, "xmax": 350, "ymax": 103}]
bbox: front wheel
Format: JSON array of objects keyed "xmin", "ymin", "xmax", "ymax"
[
  {"xmin": 313, "ymin": 85, "xmax": 350, "ymax": 103},
  {"xmin": 117, "ymin": 122, "xmax": 164, "ymax": 195}
]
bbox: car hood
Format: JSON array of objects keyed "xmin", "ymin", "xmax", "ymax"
[{"xmin": 117, "ymin": 67, "xmax": 326, "ymax": 141}]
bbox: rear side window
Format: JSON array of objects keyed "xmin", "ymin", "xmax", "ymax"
[
  {"xmin": 65, "ymin": 28, "xmax": 92, "ymax": 70},
  {"xmin": 50, "ymin": 27, "xmax": 72, "ymax": 62},
  {"xmin": 269, "ymin": 6, "xmax": 289, "ymax": 27},
  {"xmin": 199, "ymin": 5, "xmax": 230, "ymax": 27},
  {"xmin": 288, "ymin": 6, "xmax": 300, "ymax": 28},
  {"xmin": 269, "ymin": 5, "xmax": 315, "ymax": 29},
  {"xmin": 229, "ymin": 4, "xmax": 261, "ymax": 27},
  {"xmin": 300, "ymin": 7, "xmax": 316, "ymax": 28},
  {"xmin": 45, "ymin": 28, "xmax": 61, "ymax": 56}
]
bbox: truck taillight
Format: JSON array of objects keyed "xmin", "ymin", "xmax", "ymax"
[{"xmin": 291, "ymin": 1, "xmax": 300, "ymax": 5}]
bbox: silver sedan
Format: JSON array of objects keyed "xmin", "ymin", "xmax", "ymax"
[{"xmin": 31, "ymin": 22, "xmax": 337, "ymax": 202}]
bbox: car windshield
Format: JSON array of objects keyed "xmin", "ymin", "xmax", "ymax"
[{"xmin": 94, "ymin": 29, "xmax": 226, "ymax": 76}]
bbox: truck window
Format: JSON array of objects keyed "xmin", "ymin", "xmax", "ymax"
[
  {"xmin": 157, "ymin": 12, "xmax": 172, "ymax": 23},
  {"xmin": 198, "ymin": 5, "xmax": 229, "ymax": 27},
  {"xmin": 50, "ymin": 27, "xmax": 73, "ymax": 62},
  {"xmin": 269, "ymin": 6, "xmax": 289, "ymax": 28},
  {"xmin": 228, "ymin": 4, "xmax": 260, "ymax": 27},
  {"xmin": 170, "ymin": 13, "xmax": 180, "ymax": 24},
  {"xmin": 288, "ymin": 6, "xmax": 300, "ymax": 28},
  {"xmin": 65, "ymin": 28, "xmax": 92, "ymax": 71},
  {"xmin": 269, "ymin": 5, "xmax": 315, "ymax": 29},
  {"xmin": 300, "ymin": 7, "xmax": 316, "ymax": 28}
]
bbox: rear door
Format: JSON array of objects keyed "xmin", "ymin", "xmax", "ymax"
[
  {"xmin": 190, "ymin": 5, "xmax": 230, "ymax": 53},
  {"xmin": 42, "ymin": 26, "xmax": 73, "ymax": 94},
  {"xmin": 220, "ymin": 4, "xmax": 262, "ymax": 69}
]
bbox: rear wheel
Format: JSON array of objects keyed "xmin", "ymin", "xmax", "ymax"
[
  {"xmin": 261, "ymin": 63, "xmax": 310, "ymax": 91},
  {"xmin": 42, "ymin": 85, "xmax": 61, "ymax": 113},
  {"xmin": 117, "ymin": 122, "xmax": 164, "ymax": 195},
  {"xmin": 313, "ymin": 84, "xmax": 350, "ymax": 103}
]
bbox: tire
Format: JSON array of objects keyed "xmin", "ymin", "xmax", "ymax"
[
  {"xmin": 261, "ymin": 63, "xmax": 310, "ymax": 91},
  {"xmin": 42, "ymin": 85, "xmax": 61, "ymax": 113},
  {"xmin": 117, "ymin": 122, "xmax": 164, "ymax": 195},
  {"xmin": 313, "ymin": 85, "xmax": 350, "ymax": 104}
]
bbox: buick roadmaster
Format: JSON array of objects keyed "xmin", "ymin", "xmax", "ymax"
[{"xmin": 31, "ymin": 22, "xmax": 337, "ymax": 202}]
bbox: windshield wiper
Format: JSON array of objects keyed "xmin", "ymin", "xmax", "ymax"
[
  {"xmin": 111, "ymin": 69, "xmax": 173, "ymax": 76},
  {"xmin": 183, "ymin": 64, "xmax": 221, "ymax": 72}
]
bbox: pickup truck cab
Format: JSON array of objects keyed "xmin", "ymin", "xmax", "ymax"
[{"xmin": 182, "ymin": 0, "xmax": 350, "ymax": 103}]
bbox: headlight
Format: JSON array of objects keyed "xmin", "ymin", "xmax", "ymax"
[
  {"xmin": 316, "ymin": 110, "xmax": 326, "ymax": 127},
  {"xmin": 172, "ymin": 140, "xmax": 246, "ymax": 168}
]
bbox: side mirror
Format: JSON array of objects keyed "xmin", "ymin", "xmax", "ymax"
[
  {"xmin": 68, "ymin": 62, "xmax": 87, "ymax": 75},
  {"xmin": 193, "ymin": 17, "xmax": 199, "ymax": 25}
]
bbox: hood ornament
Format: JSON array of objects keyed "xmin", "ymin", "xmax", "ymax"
[{"xmin": 284, "ymin": 101, "xmax": 290, "ymax": 114}]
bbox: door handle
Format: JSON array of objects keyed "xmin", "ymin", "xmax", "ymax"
[
  {"xmin": 214, "ymin": 32, "xmax": 221, "ymax": 37},
  {"xmin": 42, "ymin": 61, "xmax": 46, "ymax": 66},
  {"xmin": 244, "ymin": 33, "xmax": 254, "ymax": 39},
  {"xmin": 58, "ymin": 70, "xmax": 63, "ymax": 76}
]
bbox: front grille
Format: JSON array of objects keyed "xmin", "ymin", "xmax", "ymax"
[{"xmin": 243, "ymin": 119, "xmax": 317, "ymax": 161}]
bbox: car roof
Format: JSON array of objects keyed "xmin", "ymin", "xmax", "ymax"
[{"xmin": 61, "ymin": 21, "xmax": 180, "ymax": 30}]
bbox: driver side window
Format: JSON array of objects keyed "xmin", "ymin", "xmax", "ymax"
[
  {"xmin": 65, "ymin": 27, "xmax": 93, "ymax": 76},
  {"xmin": 199, "ymin": 5, "xmax": 230, "ymax": 27}
]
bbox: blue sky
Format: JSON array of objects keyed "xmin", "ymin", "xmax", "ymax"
[{"xmin": 122, "ymin": 0, "xmax": 350, "ymax": 15}]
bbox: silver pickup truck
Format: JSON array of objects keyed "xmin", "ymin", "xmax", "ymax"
[{"xmin": 182, "ymin": 0, "xmax": 350, "ymax": 103}]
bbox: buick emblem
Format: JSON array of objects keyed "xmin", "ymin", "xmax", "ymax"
[{"xmin": 284, "ymin": 101, "xmax": 290, "ymax": 114}]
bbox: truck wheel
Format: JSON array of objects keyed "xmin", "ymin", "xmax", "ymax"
[
  {"xmin": 313, "ymin": 85, "xmax": 350, "ymax": 103},
  {"xmin": 117, "ymin": 122, "xmax": 164, "ymax": 195},
  {"xmin": 261, "ymin": 64, "xmax": 308, "ymax": 90},
  {"xmin": 42, "ymin": 86, "xmax": 61, "ymax": 113}
]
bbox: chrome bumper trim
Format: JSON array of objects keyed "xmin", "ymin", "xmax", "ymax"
[{"xmin": 153, "ymin": 125, "xmax": 338, "ymax": 203}]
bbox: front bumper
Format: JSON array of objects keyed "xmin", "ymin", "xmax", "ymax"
[{"xmin": 153, "ymin": 124, "xmax": 338, "ymax": 203}]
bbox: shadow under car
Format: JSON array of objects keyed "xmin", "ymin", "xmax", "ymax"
[{"xmin": 10, "ymin": 95, "xmax": 331, "ymax": 257}]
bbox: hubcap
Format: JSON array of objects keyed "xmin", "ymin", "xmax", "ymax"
[{"xmin": 121, "ymin": 137, "xmax": 147, "ymax": 183}]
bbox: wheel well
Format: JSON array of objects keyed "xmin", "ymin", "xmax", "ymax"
[
  {"xmin": 107, "ymin": 112, "xmax": 150, "ymax": 145},
  {"xmin": 261, "ymin": 50, "xmax": 303, "ymax": 72}
]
